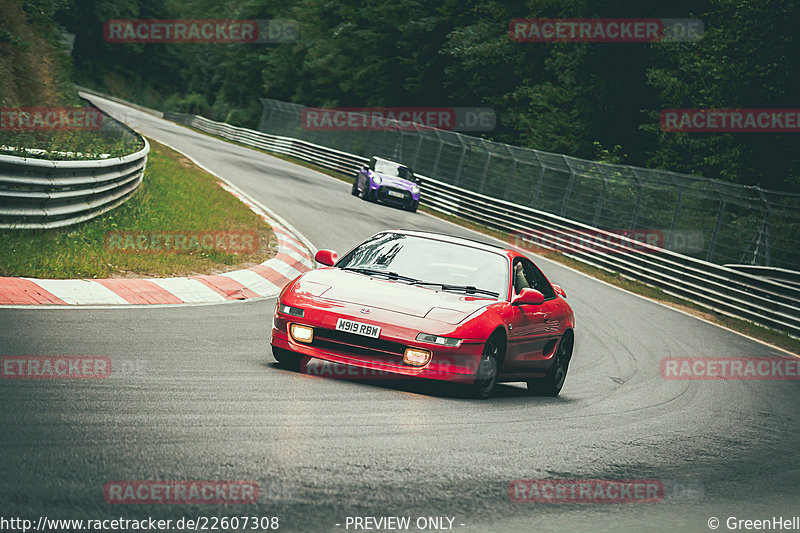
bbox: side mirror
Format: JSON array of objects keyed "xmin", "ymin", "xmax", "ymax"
[
  {"xmin": 314, "ymin": 249, "xmax": 338, "ymax": 266},
  {"xmin": 552, "ymin": 284, "xmax": 566, "ymax": 298},
  {"xmin": 513, "ymin": 288, "xmax": 544, "ymax": 306}
]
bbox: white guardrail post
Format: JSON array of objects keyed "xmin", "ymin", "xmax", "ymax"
[{"xmin": 162, "ymin": 110, "xmax": 800, "ymax": 338}]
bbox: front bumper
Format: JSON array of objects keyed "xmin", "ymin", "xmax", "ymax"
[
  {"xmin": 270, "ymin": 308, "xmax": 483, "ymax": 384},
  {"xmin": 372, "ymin": 185, "xmax": 419, "ymax": 208}
]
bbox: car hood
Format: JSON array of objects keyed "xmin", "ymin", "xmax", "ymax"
[
  {"xmin": 292, "ymin": 268, "xmax": 497, "ymax": 324},
  {"xmin": 374, "ymin": 173, "xmax": 416, "ymax": 190}
]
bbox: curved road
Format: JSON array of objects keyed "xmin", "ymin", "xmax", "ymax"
[{"xmin": 1, "ymin": 95, "xmax": 797, "ymax": 533}]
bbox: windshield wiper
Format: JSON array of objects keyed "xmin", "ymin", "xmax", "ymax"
[
  {"xmin": 342, "ymin": 267, "xmax": 419, "ymax": 283},
  {"xmin": 410, "ymin": 281, "xmax": 499, "ymax": 298}
]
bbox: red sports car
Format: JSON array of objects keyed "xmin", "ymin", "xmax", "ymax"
[{"xmin": 270, "ymin": 230, "xmax": 575, "ymax": 398}]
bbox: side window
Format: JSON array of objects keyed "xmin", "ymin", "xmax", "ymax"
[
  {"xmin": 513, "ymin": 258, "xmax": 531, "ymax": 294},
  {"xmin": 398, "ymin": 166, "xmax": 415, "ymax": 181},
  {"xmin": 368, "ymin": 157, "xmax": 377, "ymax": 170},
  {"xmin": 521, "ymin": 259, "xmax": 556, "ymax": 299}
]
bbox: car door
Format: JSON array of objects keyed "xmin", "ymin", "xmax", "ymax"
[
  {"xmin": 524, "ymin": 259, "xmax": 566, "ymax": 335},
  {"xmin": 505, "ymin": 257, "xmax": 562, "ymax": 370}
]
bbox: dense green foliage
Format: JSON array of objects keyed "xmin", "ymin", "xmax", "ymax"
[
  {"xmin": 0, "ymin": 0, "xmax": 144, "ymax": 158},
  {"xmin": 11, "ymin": 0, "xmax": 799, "ymax": 190},
  {"xmin": 0, "ymin": 0, "xmax": 77, "ymax": 107}
]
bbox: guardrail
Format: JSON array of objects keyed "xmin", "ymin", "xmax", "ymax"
[
  {"xmin": 0, "ymin": 105, "xmax": 149, "ymax": 230},
  {"xmin": 163, "ymin": 111, "xmax": 800, "ymax": 338},
  {"xmin": 76, "ymin": 86, "xmax": 164, "ymax": 118},
  {"xmin": 725, "ymin": 265, "xmax": 800, "ymax": 289}
]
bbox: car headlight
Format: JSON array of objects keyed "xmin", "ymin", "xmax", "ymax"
[
  {"xmin": 411, "ymin": 186, "xmax": 420, "ymax": 195},
  {"xmin": 290, "ymin": 323, "xmax": 314, "ymax": 343},
  {"xmin": 279, "ymin": 303, "xmax": 304, "ymax": 317},
  {"xmin": 416, "ymin": 333, "xmax": 462, "ymax": 347},
  {"xmin": 371, "ymin": 175, "xmax": 382, "ymax": 185},
  {"xmin": 403, "ymin": 347, "xmax": 432, "ymax": 366}
]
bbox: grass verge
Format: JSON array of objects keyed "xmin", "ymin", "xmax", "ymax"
[
  {"xmin": 0, "ymin": 138, "xmax": 276, "ymax": 279},
  {"xmin": 173, "ymin": 120, "xmax": 800, "ymax": 354}
]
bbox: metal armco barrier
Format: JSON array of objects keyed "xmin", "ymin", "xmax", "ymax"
[
  {"xmin": 0, "ymin": 106, "xmax": 149, "ymax": 230},
  {"xmin": 76, "ymin": 86, "xmax": 164, "ymax": 118},
  {"xmin": 164, "ymin": 111, "xmax": 800, "ymax": 338}
]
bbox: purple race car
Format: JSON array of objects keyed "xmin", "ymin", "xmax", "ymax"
[{"xmin": 351, "ymin": 156, "xmax": 421, "ymax": 212}]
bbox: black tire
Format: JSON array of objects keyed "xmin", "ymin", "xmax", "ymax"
[
  {"xmin": 406, "ymin": 201, "xmax": 418, "ymax": 213},
  {"xmin": 351, "ymin": 176, "xmax": 360, "ymax": 196},
  {"xmin": 469, "ymin": 335, "xmax": 502, "ymax": 399},
  {"xmin": 527, "ymin": 333, "xmax": 572, "ymax": 397},
  {"xmin": 272, "ymin": 346, "xmax": 302, "ymax": 371}
]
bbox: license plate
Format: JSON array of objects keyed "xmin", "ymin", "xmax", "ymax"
[
  {"xmin": 387, "ymin": 190, "xmax": 405, "ymax": 198},
  {"xmin": 336, "ymin": 318, "xmax": 381, "ymax": 338}
]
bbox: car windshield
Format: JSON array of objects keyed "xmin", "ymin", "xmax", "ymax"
[
  {"xmin": 337, "ymin": 233, "xmax": 508, "ymax": 298},
  {"xmin": 373, "ymin": 160, "xmax": 413, "ymax": 180}
]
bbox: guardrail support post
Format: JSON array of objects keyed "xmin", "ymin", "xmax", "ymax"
[
  {"xmin": 593, "ymin": 164, "xmax": 607, "ymax": 226},
  {"xmin": 413, "ymin": 134, "xmax": 424, "ymax": 169},
  {"xmin": 666, "ymin": 190, "xmax": 684, "ymax": 250},
  {"xmin": 706, "ymin": 200, "xmax": 727, "ymax": 262},
  {"xmin": 504, "ymin": 159, "xmax": 517, "ymax": 200},
  {"xmin": 478, "ymin": 152, "xmax": 492, "ymax": 193},
  {"xmin": 431, "ymin": 135, "xmax": 444, "ymax": 179},
  {"xmin": 454, "ymin": 142, "xmax": 467, "ymax": 186},
  {"xmin": 629, "ymin": 169, "xmax": 644, "ymax": 229},
  {"xmin": 560, "ymin": 156, "xmax": 576, "ymax": 217},
  {"xmin": 758, "ymin": 189, "xmax": 772, "ymax": 267}
]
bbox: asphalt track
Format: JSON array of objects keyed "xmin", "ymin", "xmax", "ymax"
[{"xmin": 1, "ymin": 95, "xmax": 798, "ymax": 533}]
